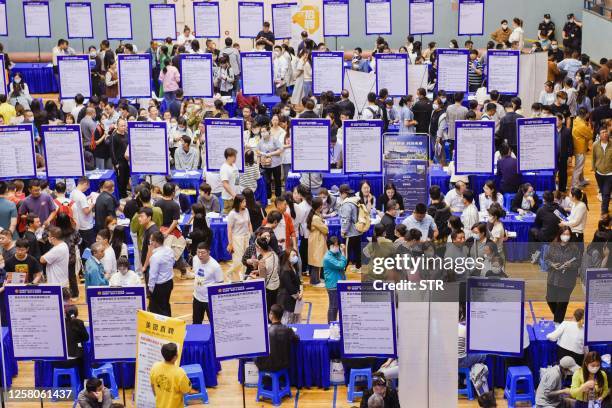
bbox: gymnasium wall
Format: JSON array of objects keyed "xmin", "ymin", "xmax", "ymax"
[{"xmin": 581, "ymin": 10, "xmax": 612, "ymax": 63}]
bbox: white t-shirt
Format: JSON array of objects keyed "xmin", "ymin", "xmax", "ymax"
[
  {"xmin": 295, "ymin": 200, "xmax": 312, "ymax": 239},
  {"xmin": 220, "ymin": 162, "xmax": 239, "ymax": 200},
  {"xmin": 108, "ymin": 270, "xmax": 141, "ymax": 287},
  {"xmin": 70, "ymin": 188, "xmax": 94, "ymax": 230},
  {"xmin": 192, "ymin": 256, "xmax": 224, "ymax": 302},
  {"xmin": 44, "ymin": 242, "xmax": 70, "ymax": 286},
  {"xmin": 101, "ymin": 246, "xmax": 117, "ymax": 275},
  {"xmin": 205, "ymin": 172, "xmax": 223, "ymax": 195}
]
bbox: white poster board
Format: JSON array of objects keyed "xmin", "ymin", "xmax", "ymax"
[
  {"xmin": 458, "ymin": 0, "xmax": 484, "ymax": 36},
  {"xmin": 272, "ymin": 3, "xmax": 296, "ymax": 40},
  {"xmin": 487, "ymin": 50, "xmax": 520, "ymax": 95},
  {"xmin": 467, "ymin": 278, "xmax": 525, "ymax": 356},
  {"xmin": 0, "ymin": 0, "xmax": 7, "ymax": 37},
  {"xmin": 365, "ymin": 0, "xmax": 391, "ymax": 35},
  {"xmin": 104, "ymin": 3, "xmax": 132, "ymax": 41},
  {"xmin": 149, "ymin": 4, "xmax": 176, "ymax": 41},
  {"xmin": 291, "ymin": 119, "xmax": 330, "ymax": 172},
  {"xmin": 408, "ymin": 64, "xmax": 429, "ymax": 97},
  {"xmin": 204, "ymin": 119, "xmax": 244, "ymax": 172},
  {"xmin": 437, "ymin": 49, "xmax": 469, "ymax": 94},
  {"xmin": 180, "ymin": 54, "xmax": 213, "ymax": 98},
  {"xmin": 585, "ymin": 269, "xmax": 612, "ymax": 345},
  {"xmin": 128, "ymin": 122, "xmax": 169, "ymax": 175},
  {"xmin": 240, "ymin": 52, "xmax": 274, "ymax": 95},
  {"xmin": 207, "ymin": 280, "xmax": 269, "ymax": 360},
  {"xmin": 0, "ymin": 55, "xmax": 6, "ymax": 96},
  {"xmin": 23, "ymin": 1, "xmax": 51, "ymax": 38},
  {"xmin": 375, "ymin": 54, "xmax": 408, "ymax": 97},
  {"xmin": 312, "ymin": 51, "xmax": 344, "ymax": 96},
  {"xmin": 57, "ymin": 55, "xmax": 91, "ymax": 99},
  {"xmin": 454, "ymin": 121, "xmax": 495, "ymax": 175},
  {"xmin": 193, "ymin": 1, "xmax": 220, "ymax": 39},
  {"xmin": 5, "ymin": 285, "xmax": 67, "ymax": 360},
  {"xmin": 65, "ymin": 2, "xmax": 93, "ymax": 39},
  {"xmin": 42, "ymin": 125, "xmax": 85, "ymax": 178},
  {"xmin": 0, "ymin": 125, "xmax": 36, "ymax": 180},
  {"xmin": 517, "ymin": 117, "xmax": 556, "ymax": 172},
  {"xmin": 409, "ymin": 0, "xmax": 434, "ymax": 35},
  {"xmin": 238, "ymin": 1, "xmax": 264, "ymax": 38},
  {"xmin": 87, "ymin": 286, "xmax": 146, "ymax": 361},
  {"xmin": 343, "ymin": 120, "xmax": 383, "ymax": 174},
  {"xmin": 118, "ymin": 54, "xmax": 152, "ymax": 99},
  {"xmin": 322, "ymin": 0, "xmax": 349, "ymax": 37}
]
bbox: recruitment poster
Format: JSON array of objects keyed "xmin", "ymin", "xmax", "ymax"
[
  {"xmin": 180, "ymin": 54, "xmax": 214, "ymax": 98},
  {"xmin": 104, "ymin": 3, "xmax": 133, "ymax": 41},
  {"xmin": 0, "ymin": 125, "xmax": 36, "ymax": 181},
  {"xmin": 57, "ymin": 55, "xmax": 91, "ymax": 99},
  {"xmin": 193, "ymin": 1, "xmax": 220, "ymax": 39},
  {"xmin": 65, "ymin": 2, "xmax": 93, "ymax": 39},
  {"xmin": 42, "ymin": 125, "xmax": 85, "ymax": 178},
  {"xmin": 455, "ymin": 121, "xmax": 494, "ymax": 175},
  {"xmin": 291, "ymin": 119, "xmax": 331, "ymax": 172},
  {"xmin": 322, "ymin": 0, "xmax": 349, "ymax": 37},
  {"xmin": 376, "ymin": 53, "xmax": 408, "ymax": 97},
  {"xmin": 128, "ymin": 122, "xmax": 169, "ymax": 175},
  {"xmin": 517, "ymin": 117, "xmax": 556, "ymax": 172},
  {"xmin": 585, "ymin": 269, "xmax": 612, "ymax": 345},
  {"xmin": 204, "ymin": 119, "xmax": 244, "ymax": 172},
  {"xmin": 149, "ymin": 4, "xmax": 176, "ymax": 41},
  {"xmin": 23, "ymin": 1, "xmax": 51, "ymax": 38},
  {"xmin": 118, "ymin": 54, "xmax": 152, "ymax": 99},
  {"xmin": 343, "ymin": 120, "xmax": 383, "ymax": 174},
  {"xmin": 240, "ymin": 52, "xmax": 274, "ymax": 96},
  {"xmin": 134, "ymin": 310, "xmax": 186, "ymax": 408}
]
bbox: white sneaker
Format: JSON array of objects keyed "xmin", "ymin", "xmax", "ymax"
[
  {"xmin": 311, "ymin": 282, "xmax": 326, "ymax": 288},
  {"xmin": 598, "ymin": 193, "xmax": 603, "ymax": 202},
  {"xmin": 530, "ymin": 250, "xmax": 541, "ymax": 264}
]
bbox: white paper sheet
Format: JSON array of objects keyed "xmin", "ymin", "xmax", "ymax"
[
  {"xmin": 292, "ymin": 121, "xmax": 330, "ymax": 172},
  {"xmin": 0, "ymin": 127, "xmax": 35, "ymax": 179},
  {"xmin": 518, "ymin": 120, "xmax": 556, "ymax": 171},
  {"xmin": 376, "ymin": 55, "xmax": 407, "ymax": 96},
  {"xmin": 408, "ymin": 64, "xmax": 429, "ymax": 97},
  {"xmin": 455, "ymin": 122, "xmax": 494, "ymax": 174},
  {"xmin": 181, "ymin": 55, "xmax": 213, "ymax": 98},
  {"xmin": 43, "ymin": 126, "xmax": 84, "ymax": 177},
  {"xmin": 150, "ymin": 5, "xmax": 176, "ymax": 40},
  {"xmin": 272, "ymin": 3, "xmax": 295, "ymax": 40},
  {"xmin": 313, "ymin": 329, "xmax": 330, "ymax": 339},
  {"xmin": 313, "ymin": 52, "xmax": 344, "ymax": 95},
  {"xmin": 238, "ymin": 2, "xmax": 263, "ymax": 38},
  {"xmin": 487, "ymin": 51, "xmax": 520, "ymax": 95},
  {"xmin": 119, "ymin": 56, "xmax": 151, "ymax": 98},
  {"xmin": 409, "ymin": 0, "xmax": 434, "ymax": 35},
  {"xmin": 23, "ymin": 2, "xmax": 51, "ymax": 37},
  {"xmin": 205, "ymin": 120, "xmax": 244, "ymax": 171},
  {"xmin": 0, "ymin": 56, "xmax": 6, "ymax": 96},
  {"xmin": 365, "ymin": 0, "xmax": 391, "ymax": 35},
  {"xmin": 66, "ymin": 3, "xmax": 93, "ymax": 39},
  {"xmin": 0, "ymin": 1, "xmax": 8, "ymax": 36},
  {"xmin": 241, "ymin": 52, "xmax": 273, "ymax": 95},
  {"xmin": 344, "ymin": 122, "xmax": 382, "ymax": 173},
  {"xmin": 458, "ymin": 1, "xmax": 484, "ymax": 35},
  {"xmin": 58, "ymin": 56, "xmax": 91, "ymax": 99},
  {"xmin": 193, "ymin": 2, "xmax": 220, "ymax": 38},
  {"xmin": 105, "ymin": 4, "xmax": 132, "ymax": 40},
  {"xmin": 323, "ymin": 0, "xmax": 349, "ymax": 37},
  {"xmin": 585, "ymin": 270, "xmax": 612, "ymax": 344},
  {"xmin": 129, "ymin": 125, "xmax": 168, "ymax": 174},
  {"xmin": 437, "ymin": 51, "xmax": 468, "ymax": 93}
]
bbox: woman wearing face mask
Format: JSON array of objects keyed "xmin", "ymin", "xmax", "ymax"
[
  {"xmin": 281, "ymin": 128, "xmax": 292, "ymax": 182},
  {"xmin": 547, "ymin": 308, "xmax": 586, "ymax": 365},
  {"xmin": 8, "ymin": 82, "xmax": 32, "ymax": 110},
  {"xmin": 468, "ymin": 222, "xmax": 495, "ymax": 260},
  {"xmin": 278, "ymin": 249, "xmax": 303, "ymax": 324},
  {"xmin": 307, "ymin": 198, "xmax": 329, "ymax": 287},
  {"xmin": 88, "ymin": 46, "xmax": 104, "ymax": 97},
  {"xmin": 270, "ymin": 114, "xmax": 286, "ymax": 145},
  {"xmin": 213, "ymin": 56, "xmax": 235, "ymax": 97},
  {"xmin": 398, "ymin": 96, "xmax": 417, "ymax": 134},
  {"xmin": 570, "ymin": 351, "xmax": 609, "ymax": 407},
  {"xmin": 511, "ymin": 183, "xmax": 541, "ymax": 214},
  {"xmin": 256, "ymin": 124, "xmax": 283, "ymax": 203},
  {"xmin": 545, "ymin": 226, "xmax": 581, "ymax": 324},
  {"xmin": 560, "ymin": 188, "xmax": 589, "ymax": 243},
  {"xmin": 169, "ymin": 117, "xmax": 188, "ymax": 162},
  {"xmin": 9, "ymin": 73, "xmax": 29, "ymax": 96},
  {"xmin": 322, "ymin": 236, "xmax": 347, "ymax": 323},
  {"xmin": 291, "ymin": 49, "xmax": 312, "ymax": 105},
  {"xmin": 243, "ymin": 121, "xmax": 260, "ymax": 152},
  {"xmin": 487, "ymin": 204, "xmax": 507, "ymax": 259}
]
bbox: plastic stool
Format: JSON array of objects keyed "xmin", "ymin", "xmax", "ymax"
[
  {"xmin": 458, "ymin": 367, "xmax": 475, "ymax": 400},
  {"xmin": 52, "ymin": 367, "xmax": 80, "ymax": 402},
  {"xmin": 347, "ymin": 368, "xmax": 372, "ymax": 403},
  {"xmin": 90, "ymin": 363, "xmax": 119, "ymax": 399},
  {"xmin": 504, "ymin": 366, "xmax": 535, "ymax": 407},
  {"xmin": 182, "ymin": 364, "xmax": 209, "ymax": 404},
  {"xmin": 256, "ymin": 369, "xmax": 291, "ymax": 406}
]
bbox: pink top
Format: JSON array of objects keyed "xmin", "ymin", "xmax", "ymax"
[{"xmin": 159, "ymin": 65, "xmax": 181, "ymax": 92}]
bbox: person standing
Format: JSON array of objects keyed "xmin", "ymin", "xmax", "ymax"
[
  {"xmin": 562, "ymin": 13, "xmax": 582, "ymax": 52},
  {"xmin": 307, "ymin": 198, "xmax": 328, "ymax": 287},
  {"xmin": 338, "ymin": 184, "xmax": 364, "ymax": 272},
  {"xmin": 147, "ymin": 231, "xmax": 175, "ymax": 316},
  {"xmin": 94, "ymin": 181, "xmax": 117, "ymax": 231},
  {"xmin": 110, "ymin": 118, "xmax": 130, "ymax": 198},
  {"xmin": 490, "ymin": 20, "xmax": 512, "ymax": 44},
  {"xmin": 412, "ymin": 88, "xmax": 433, "ymax": 134},
  {"xmin": 556, "ymin": 113, "xmax": 573, "ymax": 193},
  {"xmin": 192, "ymin": 244, "xmax": 223, "ymax": 324},
  {"xmin": 0, "ymin": 181, "xmax": 17, "ymax": 237},
  {"xmin": 150, "ymin": 343, "xmax": 197, "ymax": 408},
  {"xmin": 147, "ymin": 41, "xmax": 161, "ymax": 98},
  {"xmin": 547, "ymin": 308, "xmax": 586, "ymax": 365},
  {"xmin": 508, "ymin": 18, "xmax": 525, "ymax": 50},
  {"xmin": 226, "ymin": 195, "xmax": 252, "ymax": 282},
  {"xmin": 593, "ymin": 126, "xmax": 612, "ymax": 217},
  {"xmin": 18, "ymin": 179, "xmax": 56, "ymax": 228},
  {"xmin": 559, "ymin": 188, "xmax": 589, "ymax": 242},
  {"xmin": 257, "ymin": 124, "xmax": 284, "ymax": 205},
  {"xmin": 137, "ymin": 207, "xmax": 161, "ymax": 285},
  {"xmin": 323, "ymin": 237, "xmax": 347, "ymax": 323},
  {"xmin": 4, "ymin": 239, "xmax": 42, "ymax": 284},
  {"xmin": 496, "ymin": 103, "xmax": 523, "ymax": 153},
  {"xmin": 572, "ymin": 107, "xmax": 592, "ymax": 188},
  {"xmin": 256, "ymin": 22, "xmax": 275, "ymax": 51},
  {"xmin": 445, "ymin": 92, "xmax": 468, "ymax": 158},
  {"xmin": 40, "ymin": 227, "xmax": 70, "ymax": 287},
  {"xmin": 220, "ymin": 148, "xmax": 240, "ymax": 214}
]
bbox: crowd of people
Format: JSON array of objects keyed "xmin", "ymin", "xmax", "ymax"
[{"xmin": 0, "ymin": 8, "xmax": 608, "ymax": 408}]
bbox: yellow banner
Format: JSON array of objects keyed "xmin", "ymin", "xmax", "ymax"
[{"xmin": 134, "ymin": 310, "xmax": 186, "ymax": 408}]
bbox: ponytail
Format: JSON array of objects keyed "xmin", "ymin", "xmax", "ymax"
[
  {"xmin": 372, "ymin": 223, "xmax": 386, "ymax": 243},
  {"xmin": 571, "ymin": 187, "xmax": 589, "ymax": 210}
]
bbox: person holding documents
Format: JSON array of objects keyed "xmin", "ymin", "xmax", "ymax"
[
  {"xmin": 559, "ymin": 188, "xmax": 589, "ymax": 242},
  {"xmin": 256, "ymin": 22, "xmax": 276, "ymax": 52}
]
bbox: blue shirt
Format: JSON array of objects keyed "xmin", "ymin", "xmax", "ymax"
[
  {"xmin": 148, "ymin": 246, "xmax": 175, "ymax": 292},
  {"xmin": 323, "ymin": 251, "xmax": 347, "ymax": 290},
  {"xmin": 399, "ymin": 106, "xmax": 416, "ymax": 134},
  {"xmin": 402, "ymin": 214, "xmax": 437, "ymax": 241},
  {"xmin": 85, "ymin": 257, "xmax": 108, "ymax": 287}
]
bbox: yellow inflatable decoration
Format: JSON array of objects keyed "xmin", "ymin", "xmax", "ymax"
[{"xmin": 292, "ymin": 5, "xmax": 320, "ymax": 34}]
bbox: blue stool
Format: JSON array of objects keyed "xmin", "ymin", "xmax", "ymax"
[
  {"xmin": 347, "ymin": 368, "xmax": 372, "ymax": 403},
  {"xmin": 90, "ymin": 363, "xmax": 119, "ymax": 399},
  {"xmin": 458, "ymin": 367, "xmax": 475, "ymax": 400},
  {"xmin": 182, "ymin": 364, "xmax": 209, "ymax": 404},
  {"xmin": 504, "ymin": 366, "xmax": 535, "ymax": 407},
  {"xmin": 256, "ymin": 369, "xmax": 291, "ymax": 406},
  {"xmin": 52, "ymin": 367, "xmax": 80, "ymax": 402}
]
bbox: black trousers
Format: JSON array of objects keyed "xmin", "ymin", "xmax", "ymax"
[
  {"xmin": 263, "ymin": 166, "xmax": 282, "ymax": 199},
  {"xmin": 546, "ymin": 284, "xmax": 573, "ymax": 323},
  {"xmin": 557, "ymin": 345, "xmax": 584, "ymax": 366},
  {"xmin": 79, "ymin": 228, "xmax": 96, "ymax": 256},
  {"xmin": 115, "ymin": 160, "xmax": 130, "ymax": 199},
  {"xmin": 557, "ymin": 156, "xmax": 568, "ymax": 192},
  {"xmin": 346, "ymin": 235, "xmax": 362, "ymax": 269},
  {"xmin": 192, "ymin": 298, "xmax": 210, "ymax": 324},
  {"xmin": 68, "ymin": 262, "xmax": 79, "ymax": 299},
  {"xmin": 266, "ymin": 289, "xmax": 278, "ymax": 319},
  {"xmin": 298, "ymin": 237, "xmax": 309, "ymax": 273},
  {"xmin": 149, "ymin": 280, "xmax": 173, "ymax": 317}
]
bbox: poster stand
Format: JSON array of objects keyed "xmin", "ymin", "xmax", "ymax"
[{"xmin": 344, "ymin": 69, "xmax": 375, "ymax": 118}]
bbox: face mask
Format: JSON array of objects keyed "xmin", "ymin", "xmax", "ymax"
[
  {"xmin": 290, "ymin": 255, "xmax": 299, "ymax": 264},
  {"xmin": 491, "ymin": 265, "xmax": 502, "ymax": 273},
  {"xmin": 119, "ymin": 268, "xmax": 128, "ymax": 275},
  {"xmin": 544, "ymin": 19, "xmax": 550, "ymax": 23},
  {"xmin": 502, "ymin": 24, "xmax": 508, "ymax": 29},
  {"xmin": 440, "ymin": 97, "xmax": 446, "ymax": 104},
  {"xmin": 449, "ymin": 43, "xmax": 454, "ymax": 48},
  {"xmin": 560, "ymin": 235, "xmax": 571, "ymax": 243},
  {"xmin": 89, "ymin": 52, "xmax": 97, "ymax": 58},
  {"xmin": 588, "ymin": 366, "xmax": 600, "ymax": 374},
  {"xmin": 330, "ymin": 247, "xmax": 339, "ymax": 254},
  {"xmin": 432, "ymin": 103, "xmax": 439, "ymax": 110},
  {"xmin": 552, "ymin": 45, "xmax": 558, "ymax": 49},
  {"xmin": 283, "ymin": 109, "xmax": 291, "ymax": 116},
  {"xmin": 14, "ymin": 78, "xmax": 20, "ymax": 84}
]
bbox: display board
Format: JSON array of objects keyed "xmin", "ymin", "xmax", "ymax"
[
  {"xmin": 375, "ymin": 53, "xmax": 408, "ymax": 97},
  {"xmin": 454, "ymin": 121, "xmax": 495, "ymax": 175},
  {"xmin": 467, "ymin": 277, "xmax": 525, "ymax": 356},
  {"xmin": 128, "ymin": 122, "xmax": 169, "ymax": 175},
  {"xmin": 409, "ymin": 0, "xmax": 434, "ymax": 35},
  {"xmin": 365, "ymin": 0, "xmax": 392, "ymax": 35},
  {"xmin": 104, "ymin": 3, "xmax": 133, "ymax": 41},
  {"xmin": 65, "ymin": 2, "xmax": 93, "ymax": 39},
  {"xmin": 42, "ymin": 125, "xmax": 85, "ymax": 178},
  {"xmin": 207, "ymin": 280, "xmax": 269, "ymax": 360},
  {"xmin": 312, "ymin": 51, "xmax": 344, "ymax": 96},
  {"xmin": 271, "ymin": 3, "xmax": 296, "ymax": 40},
  {"xmin": 238, "ymin": 1, "xmax": 264, "ymax": 39},
  {"xmin": 0, "ymin": 0, "xmax": 7, "ymax": 36},
  {"xmin": 193, "ymin": 1, "xmax": 220, "ymax": 39},
  {"xmin": 149, "ymin": 4, "xmax": 177, "ymax": 41},
  {"xmin": 0, "ymin": 125, "xmax": 36, "ymax": 181},
  {"xmin": 291, "ymin": 119, "xmax": 331, "ymax": 172},
  {"xmin": 408, "ymin": 64, "xmax": 429, "ymax": 97},
  {"xmin": 118, "ymin": 54, "xmax": 152, "ymax": 99},
  {"xmin": 487, "ymin": 50, "xmax": 520, "ymax": 95},
  {"xmin": 458, "ymin": 0, "xmax": 484, "ymax": 36},
  {"xmin": 86, "ymin": 286, "xmax": 146, "ymax": 361},
  {"xmin": 517, "ymin": 117, "xmax": 556, "ymax": 172},
  {"xmin": 23, "ymin": 1, "xmax": 51, "ymax": 38},
  {"xmin": 5, "ymin": 285, "xmax": 67, "ymax": 360},
  {"xmin": 180, "ymin": 54, "xmax": 214, "ymax": 98},
  {"xmin": 322, "ymin": 0, "xmax": 349, "ymax": 37},
  {"xmin": 436, "ymin": 49, "xmax": 469, "ymax": 94},
  {"xmin": 57, "ymin": 55, "xmax": 91, "ymax": 99},
  {"xmin": 343, "ymin": 120, "xmax": 383, "ymax": 174},
  {"xmin": 240, "ymin": 51, "xmax": 274, "ymax": 95},
  {"xmin": 204, "ymin": 118, "xmax": 244, "ymax": 172},
  {"xmin": 0, "ymin": 54, "xmax": 6, "ymax": 96},
  {"xmin": 337, "ymin": 281, "xmax": 397, "ymax": 358},
  {"xmin": 585, "ymin": 269, "xmax": 612, "ymax": 345}
]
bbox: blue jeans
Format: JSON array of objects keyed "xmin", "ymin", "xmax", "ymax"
[
  {"xmin": 458, "ymin": 353, "xmax": 487, "ymax": 369},
  {"xmin": 310, "ymin": 266, "xmax": 321, "ymax": 285},
  {"xmin": 327, "ymin": 289, "xmax": 338, "ymax": 323},
  {"xmin": 303, "ymin": 81, "xmax": 313, "ymax": 98}
]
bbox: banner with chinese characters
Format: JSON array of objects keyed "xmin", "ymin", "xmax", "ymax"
[{"xmin": 134, "ymin": 310, "xmax": 186, "ymax": 408}]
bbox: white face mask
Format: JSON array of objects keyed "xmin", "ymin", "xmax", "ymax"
[
  {"xmin": 119, "ymin": 268, "xmax": 128, "ymax": 275},
  {"xmin": 89, "ymin": 52, "xmax": 97, "ymax": 58},
  {"xmin": 588, "ymin": 365, "xmax": 600, "ymax": 374},
  {"xmin": 560, "ymin": 235, "xmax": 571, "ymax": 243},
  {"xmin": 290, "ymin": 255, "xmax": 299, "ymax": 264},
  {"xmin": 330, "ymin": 247, "xmax": 339, "ymax": 254},
  {"xmin": 14, "ymin": 78, "xmax": 21, "ymax": 84},
  {"xmin": 449, "ymin": 43, "xmax": 455, "ymax": 48},
  {"xmin": 502, "ymin": 24, "xmax": 508, "ymax": 29},
  {"xmin": 274, "ymin": 51, "xmax": 281, "ymax": 58},
  {"xmin": 432, "ymin": 103, "xmax": 439, "ymax": 110},
  {"xmin": 552, "ymin": 44, "xmax": 558, "ymax": 49},
  {"xmin": 440, "ymin": 97, "xmax": 446, "ymax": 104}
]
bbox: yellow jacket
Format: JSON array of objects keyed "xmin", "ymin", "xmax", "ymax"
[
  {"xmin": 572, "ymin": 117, "xmax": 591, "ymax": 155},
  {"xmin": 593, "ymin": 140, "xmax": 612, "ymax": 175},
  {"xmin": 570, "ymin": 368, "xmax": 609, "ymax": 402}
]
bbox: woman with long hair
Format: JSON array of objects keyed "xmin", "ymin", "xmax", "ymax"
[
  {"xmin": 249, "ymin": 236, "xmax": 280, "ymax": 315},
  {"xmin": 291, "ymin": 48, "xmax": 312, "ymax": 105},
  {"xmin": 239, "ymin": 150, "xmax": 260, "ymax": 194},
  {"xmin": 243, "ymin": 187, "xmax": 266, "ymax": 231},
  {"xmin": 188, "ymin": 203, "xmax": 213, "ymax": 258},
  {"xmin": 547, "ymin": 308, "xmax": 586, "ymax": 365},
  {"xmin": 278, "ymin": 248, "xmax": 303, "ymax": 324},
  {"xmin": 226, "ymin": 194, "xmax": 252, "ymax": 282},
  {"xmin": 560, "ymin": 187, "xmax": 589, "ymax": 242},
  {"xmin": 377, "ymin": 182, "xmax": 404, "ymax": 213},
  {"xmin": 487, "ymin": 203, "xmax": 507, "ymax": 259},
  {"xmin": 307, "ymin": 197, "xmax": 328, "ymax": 287},
  {"xmin": 398, "ymin": 95, "xmax": 417, "ymax": 134},
  {"xmin": 479, "ymin": 180, "xmax": 504, "ymax": 212},
  {"xmin": 570, "ymin": 351, "xmax": 609, "ymax": 406},
  {"xmin": 256, "ymin": 123, "xmax": 283, "ymax": 203},
  {"xmin": 56, "ymin": 212, "xmax": 81, "ymax": 299},
  {"xmin": 358, "ymin": 180, "xmax": 376, "ymax": 213}
]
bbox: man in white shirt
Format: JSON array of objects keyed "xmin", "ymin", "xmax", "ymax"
[
  {"xmin": 220, "ymin": 148, "xmax": 239, "ymax": 214},
  {"xmin": 330, "ymin": 135, "xmax": 343, "ymax": 169},
  {"xmin": 460, "ymin": 190, "xmax": 480, "ymax": 240},
  {"xmin": 444, "ymin": 181, "xmax": 467, "ymax": 213},
  {"xmin": 70, "ymin": 176, "xmax": 95, "ymax": 252},
  {"xmin": 147, "ymin": 231, "xmax": 175, "ymax": 317},
  {"xmin": 362, "ymin": 92, "xmax": 382, "ymax": 120},
  {"xmin": 96, "ymin": 229, "xmax": 117, "ymax": 276},
  {"xmin": 293, "ymin": 185, "xmax": 312, "ymax": 274},
  {"xmin": 109, "ymin": 257, "xmax": 141, "ymax": 287},
  {"xmin": 192, "ymin": 243, "xmax": 223, "ymax": 324},
  {"xmin": 40, "ymin": 227, "xmax": 69, "ymax": 287},
  {"xmin": 273, "ymin": 45, "xmax": 289, "ymax": 96},
  {"xmin": 70, "ymin": 94, "xmax": 86, "ymax": 121}
]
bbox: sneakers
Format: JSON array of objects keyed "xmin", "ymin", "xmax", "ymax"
[
  {"xmin": 311, "ymin": 282, "xmax": 326, "ymax": 288},
  {"xmin": 598, "ymin": 193, "xmax": 603, "ymax": 202},
  {"xmin": 181, "ymin": 271, "xmax": 195, "ymax": 280},
  {"xmin": 530, "ymin": 250, "xmax": 541, "ymax": 264}
]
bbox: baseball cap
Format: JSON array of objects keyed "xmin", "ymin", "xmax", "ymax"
[
  {"xmin": 560, "ymin": 356, "xmax": 580, "ymax": 373},
  {"xmin": 338, "ymin": 184, "xmax": 353, "ymax": 195}
]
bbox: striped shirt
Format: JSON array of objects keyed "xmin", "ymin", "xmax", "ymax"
[
  {"xmin": 239, "ymin": 164, "xmax": 260, "ymax": 192},
  {"xmin": 468, "ymin": 59, "xmax": 483, "ymax": 87}
]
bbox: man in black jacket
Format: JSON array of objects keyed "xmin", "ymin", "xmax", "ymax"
[
  {"xmin": 495, "ymin": 102, "xmax": 523, "ymax": 152},
  {"xmin": 110, "ymin": 118, "xmax": 130, "ymax": 198},
  {"xmin": 94, "ymin": 180, "xmax": 117, "ymax": 231},
  {"xmin": 412, "ymin": 88, "xmax": 433, "ymax": 134},
  {"xmin": 255, "ymin": 304, "xmax": 299, "ymax": 373},
  {"xmin": 529, "ymin": 190, "xmax": 568, "ymax": 262},
  {"xmin": 380, "ymin": 200, "xmax": 398, "ymax": 241},
  {"xmin": 337, "ymin": 89, "xmax": 356, "ymax": 119},
  {"xmin": 555, "ymin": 113, "xmax": 573, "ymax": 192}
]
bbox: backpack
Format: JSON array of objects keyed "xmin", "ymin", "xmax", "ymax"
[
  {"xmin": 53, "ymin": 198, "xmax": 76, "ymax": 227},
  {"xmin": 344, "ymin": 196, "xmax": 371, "ymax": 234},
  {"xmin": 365, "ymin": 106, "xmax": 382, "ymax": 120}
]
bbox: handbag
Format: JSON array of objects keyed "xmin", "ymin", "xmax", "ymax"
[{"xmin": 260, "ymin": 155, "xmax": 272, "ymax": 167}]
